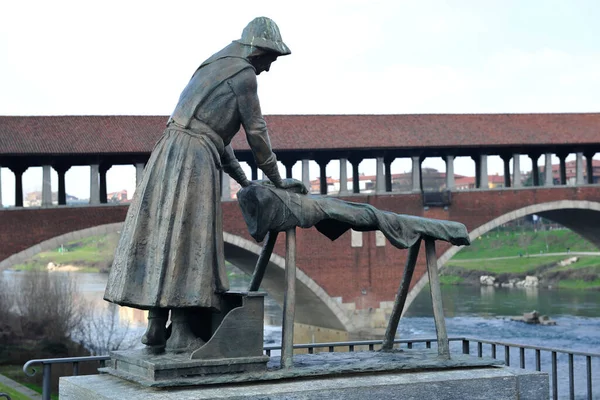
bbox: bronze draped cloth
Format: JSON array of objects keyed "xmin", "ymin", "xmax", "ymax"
[
  {"xmin": 237, "ymin": 184, "xmax": 471, "ymax": 248},
  {"xmin": 104, "ymin": 126, "xmax": 229, "ymax": 310}
]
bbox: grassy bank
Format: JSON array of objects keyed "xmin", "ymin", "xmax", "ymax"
[
  {"xmin": 11, "ymin": 233, "xmax": 121, "ymax": 272},
  {"xmin": 444, "ymin": 228, "xmax": 600, "ymax": 289}
]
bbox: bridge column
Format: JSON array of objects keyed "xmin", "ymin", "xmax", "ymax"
[
  {"xmin": 339, "ymin": 158, "xmax": 349, "ymax": 196},
  {"xmin": 90, "ymin": 164, "xmax": 100, "ymax": 205},
  {"xmin": 375, "ymin": 157, "xmax": 385, "ymax": 194},
  {"xmin": 53, "ymin": 165, "xmax": 71, "ymax": 205},
  {"xmin": 248, "ymin": 161, "xmax": 258, "ymax": 181},
  {"xmin": 99, "ymin": 164, "xmax": 112, "ymax": 204},
  {"xmin": 500, "ymin": 155, "xmax": 511, "ymax": 188},
  {"xmin": 576, "ymin": 153, "xmax": 585, "ymax": 185},
  {"xmin": 42, "ymin": 165, "xmax": 52, "ymax": 206},
  {"xmin": 513, "ymin": 154, "xmax": 522, "ymax": 188},
  {"xmin": 585, "ymin": 152, "xmax": 596, "ymax": 184},
  {"xmin": 384, "ymin": 156, "xmax": 393, "ymax": 192},
  {"xmin": 135, "ymin": 163, "xmax": 145, "ymax": 186},
  {"xmin": 557, "ymin": 153, "xmax": 567, "ymax": 185},
  {"xmin": 349, "ymin": 156, "xmax": 362, "ymax": 194},
  {"xmin": 411, "ymin": 156, "xmax": 421, "ymax": 192},
  {"xmin": 8, "ymin": 165, "xmax": 27, "ymax": 207},
  {"xmin": 281, "ymin": 159, "xmax": 296, "ymax": 179},
  {"xmin": 316, "ymin": 159, "xmax": 329, "ymax": 194},
  {"xmin": 478, "ymin": 155, "xmax": 488, "ymax": 189},
  {"xmin": 0, "ymin": 167, "xmax": 2, "ymax": 207},
  {"xmin": 544, "ymin": 153, "xmax": 554, "ymax": 186},
  {"xmin": 301, "ymin": 159, "xmax": 310, "ymax": 191},
  {"xmin": 221, "ymin": 171, "xmax": 231, "ymax": 201},
  {"xmin": 529, "ymin": 154, "xmax": 541, "ymax": 186},
  {"xmin": 445, "ymin": 155, "xmax": 455, "ymax": 190}
]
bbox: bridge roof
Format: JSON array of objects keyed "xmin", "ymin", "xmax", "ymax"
[{"xmin": 0, "ymin": 113, "xmax": 599, "ymax": 156}]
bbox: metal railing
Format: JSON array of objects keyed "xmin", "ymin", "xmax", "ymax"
[{"xmin": 23, "ymin": 337, "xmax": 599, "ymax": 400}]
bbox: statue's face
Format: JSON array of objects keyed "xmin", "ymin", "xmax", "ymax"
[{"xmin": 253, "ymin": 54, "xmax": 278, "ymax": 75}]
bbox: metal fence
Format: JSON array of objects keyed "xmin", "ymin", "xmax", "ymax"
[{"xmin": 23, "ymin": 336, "xmax": 599, "ymax": 400}]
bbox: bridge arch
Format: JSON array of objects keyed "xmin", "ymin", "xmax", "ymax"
[
  {"xmin": 0, "ymin": 224, "xmax": 352, "ymax": 332},
  {"xmin": 403, "ymin": 200, "xmax": 600, "ymax": 315}
]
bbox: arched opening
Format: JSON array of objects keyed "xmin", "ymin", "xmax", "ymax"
[
  {"xmin": 0, "ymin": 225, "xmax": 352, "ymax": 332},
  {"xmin": 403, "ymin": 200, "xmax": 600, "ymax": 314}
]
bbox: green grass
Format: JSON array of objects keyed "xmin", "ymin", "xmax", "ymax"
[
  {"xmin": 0, "ymin": 381, "xmax": 32, "ymax": 400},
  {"xmin": 557, "ymin": 279, "xmax": 600, "ymax": 290},
  {"xmin": 439, "ymin": 275, "xmax": 463, "ymax": 285},
  {"xmin": 446, "ymin": 255, "xmax": 568, "ymax": 273},
  {"xmin": 454, "ymin": 229, "xmax": 597, "ymax": 260},
  {"xmin": 10, "ymin": 233, "xmax": 120, "ymax": 272}
]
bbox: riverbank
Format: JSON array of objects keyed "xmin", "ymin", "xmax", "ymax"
[{"xmin": 442, "ymin": 254, "xmax": 600, "ymax": 290}]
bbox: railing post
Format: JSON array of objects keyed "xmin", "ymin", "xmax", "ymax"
[
  {"xmin": 586, "ymin": 355, "xmax": 592, "ymax": 400},
  {"xmin": 462, "ymin": 339, "xmax": 470, "ymax": 355},
  {"xmin": 42, "ymin": 363, "xmax": 51, "ymax": 400},
  {"xmin": 552, "ymin": 351, "xmax": 558, "ymax": 400}
]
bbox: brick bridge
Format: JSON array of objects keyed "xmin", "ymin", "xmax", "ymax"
[
  {"xmin": 1, "ymin": 187, "xmax": 599, "ymax": 335},
  {"xmin": 1, "ymin": 114, "xmax": 599, "ymax": 335}
]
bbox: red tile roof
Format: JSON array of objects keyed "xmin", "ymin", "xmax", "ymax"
[{"xmin": 0, "ymin": 113, "xmax": 599, "ymax": 155}]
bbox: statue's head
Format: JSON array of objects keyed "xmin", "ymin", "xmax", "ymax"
[{"xmin": 235, "ymin": 17, "xmax": 291, "ymax": 57}]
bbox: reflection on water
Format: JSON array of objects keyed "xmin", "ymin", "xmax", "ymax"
[{"xmin": 405, "ymin": 284, "xmax": 600, "ymax": 318}]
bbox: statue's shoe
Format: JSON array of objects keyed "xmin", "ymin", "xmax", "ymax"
[{"xmin": 141, "ymin": 322, "xmax": 167, "ymax": 347}]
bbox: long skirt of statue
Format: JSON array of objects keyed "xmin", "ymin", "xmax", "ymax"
[{"xmin": 104, "ymin": 127, "xmax": 229, "ymax": 311}]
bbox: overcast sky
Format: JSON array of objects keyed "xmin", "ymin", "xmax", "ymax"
[{"xmin": 1, "ymin": 0, "xmax": 599, "ymax": 203}]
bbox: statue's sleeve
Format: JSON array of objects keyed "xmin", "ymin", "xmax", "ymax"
[
  {"xmin": 228, "ymin": 69, "xmax": 282, "ymax": 187},
  {"xmin": 222, "ymin": 145, "xmax": 250, "ymax": 187}
]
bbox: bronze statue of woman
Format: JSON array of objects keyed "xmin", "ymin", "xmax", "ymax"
[{"xmin": 104, "ymin": 17, "xmax": 304, "ymax": 353}]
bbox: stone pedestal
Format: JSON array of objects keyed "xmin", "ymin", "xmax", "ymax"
[{"xmin": 61, "ymin": 364, "xmax": 548, "ymax": 400}]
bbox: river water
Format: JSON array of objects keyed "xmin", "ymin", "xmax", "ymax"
[{"xmin": 3, "ymin": 270, "xmax": 599, "ymax": 398}]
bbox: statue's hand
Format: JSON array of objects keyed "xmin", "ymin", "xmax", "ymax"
[{"xmin": 280, "ymin": 178, "xmax": 309, "ymax": 195}]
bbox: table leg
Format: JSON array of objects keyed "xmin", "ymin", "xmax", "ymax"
[
  {"xmin": 248, "ymin": 231, "xmax": 279, "ymax": 291},
  {"xmin": 281, "ymin": 228, "xmax": 297, "ymax": 368},
  {"xmin": 382, "ymin": 239, "xmax": 422, "ymax": 351},
  {"xmin": 425, "ymin": 237, "xmax": 450, "ymax": 359}
]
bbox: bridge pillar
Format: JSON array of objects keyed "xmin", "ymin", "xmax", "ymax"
[
  {"xmin": 53, "ymin": 164, "xmax": 71, "ymax": 205},
  {"xmin": 529, "ymin": 154, "xmax": 541, "ymax": 186},
  {"xmin": 478, "ymin": 155, "xmax": 488, "ymax": 189},
  {"xmin": 513, "ymin": 154, "xmax": 522, "ymax": 188},
  {"xmin": 349, "ymin": 156, "xmax": 362, "ymax": 194},
  {"xmin": 221, "ymin": 171, "xmax": 231, "ymax": 201},
  {"xmin": 384, "ymin": 156, "xmax": 393, "ymax": 192},
  {"xmin": 445, "ymin": 155, "xmax": 455, "ymax": 190},
  {"xmin": 576, "ymin": 153, "xmax": 585, "ymax": 185},
  {"xmin": 500, "ymin": 155, "xmax": 511, "ymax": 188},
  {"xmin": 585, "ymin": 152, "xmax": 596, "ymax": 184},
  {"xmin": 544, "ymin": 153, "xmax": 554, "ymax": 186},
  {"xmin": 135, "ymin": 163, "xmax": 145, "ymax": 186},
  {"xmin": 557, "ymin": 153, "xmax": 568, "ymax": 185},
  {"xmin": 99, "ymin": 164, "xmax": 112, "ymax": 204},
  {"xmin": 339, "ymin": 158, "xmax": 349, "ymax": 195},
  {"xmin": 42, "ymin": 165, "xmax": 53, "ymax": 206},
  {"xmin": 281, "ymin": 159, "xmax": 296, "ymax": 179},
  {"xmin": 411, "ymin": 156, "xmax": 421, "ymax": 192},
  {"xmin": 9, "ymin": 165, "xmax": 27, "ymax": 207},
  {"xmin": 376, "ymin": 157, "xmax": 385, "ymax": 194},
  {"xmin": 301, "ymin": 159, "xmax": 310, "ymax": 191},
  {"xmin": 316, "ymin": 159, "xmax": 329, "ymax": 194},
  {"xmin": 90, "ymin": 164, "xmax": 100, "ymax": 205},
  {"xmin": 249, "ymin": 161, "xmax": 258, "ymax": 181},
  {"xmin": 0, "ymin": 167, "xmax": 3, "ymax": 207}
]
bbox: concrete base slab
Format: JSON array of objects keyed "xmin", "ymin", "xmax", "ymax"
[
  {"xmin": 101, "ymin": 349, "xmax": 503, "ymax": 387},
  {"xmin": 61, "ymin": 366, "xmax": 549, "ymax": 399}
]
